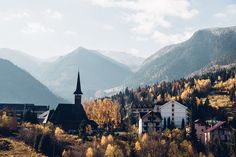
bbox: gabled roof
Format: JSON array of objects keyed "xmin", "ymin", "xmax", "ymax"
[
  {"xmin": 132, "ymin": 101, "xmax": 156, "ymax": 109},
  {"xmin": 205, "ymin": 121, "xmax": 226, "ymax": 132},
  {"xmin": 140, "ymin": 111, "xmax": 162, "ymax": 120},
  {"xmin": 159, "ymin": 100, "xmax": 188, "ymax": 110},
  {"xmin": 38, "ymin": 110, "xmax": 54, "ymax": 124},
  {"xmin": 74, "ymin": 72, "xmax": 83, "ymax": 95},
  {"xmin": 49, "ymin": 103, "xmax": 88, "ymax": 124}
]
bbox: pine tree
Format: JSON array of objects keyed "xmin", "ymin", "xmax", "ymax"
[
  {"xmin": 181, "ymin": 119, "xmax": 185, "ymax": 130},
  {"xmin": 23, "ymin": 110, "xmax": 38, "ymax": 124},
  {"xmin": 34, "ymin": 134, "xmax": 42, "ymax": 152},
  {"xmin": 167, "ymin": 117, "xmax": 171, "ymax": 129},
  {"xmin": 163, "ymin": 118, "xmax": 167, "ymax": 130},
  {"xmin": 38, "ymin": 134, "xmax": 53, "ymax": 156}
]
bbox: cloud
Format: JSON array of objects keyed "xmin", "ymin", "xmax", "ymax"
[
  {"xmin": 102, "ymin": 24, "xmax": 114, "ymax": 30},
  {"xmin": 151, "ymin": 30, "xmax": 193, "ymax": 45},
  {"xmin": 215, "ymin": 4, "xmax": 236, "ymax": 18},
  {"xmin": 22, "ymin": 22, "xmax": 55, "ymax": 33},
  {"xmin": 44, "ymin": 9, "xmax": 63, "ymax": 20},
  {"xmin": 89, "ymin": 0, "xmax": 198, "ymax": 35},
  {"xmin": 64, "ymin": 30, "xmax": 77, "ymax": 36},
  {"xmin": 0, "ymin": 10, "xmax": 30, "ymax": 21}
]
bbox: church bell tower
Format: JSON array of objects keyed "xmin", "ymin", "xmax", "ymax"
[{"xmin": 74, "ymin": 71, "xmax": 83, "ymax": 105}]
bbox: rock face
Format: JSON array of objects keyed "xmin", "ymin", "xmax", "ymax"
[{"xmin": 130, "ymin": 26, "xmax": 236, "ymax": 86}]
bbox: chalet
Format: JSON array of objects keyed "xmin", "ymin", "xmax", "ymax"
[
  {"xmin": 204, "ymin": 121, "xmax": 232, "ymax": 144},
  {"xmin": 131, "ymin": 101, "xmax": 160, "ymax": 119},
  {"xmin": 160, "ymin": 100, "xmax": 189, "ymax": 128},
  {"xmin": 132, "ymin": 100, "xmax": 189, "ymax": 131},
  {"xmin": 0, "ymin": 103, "xmax": 49, "ymax": 122},
  {"xmin": 47, "ymin": 72, "xmax": 97, "ymax": 131},
  {"xmin": 138, "ymin": 111, "xmax": 162, "ymax": 134}
]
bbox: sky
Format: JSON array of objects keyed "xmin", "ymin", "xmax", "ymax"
[{"xmin": 0, "ymin": 0, "xmax": 236, "ymax": 59}]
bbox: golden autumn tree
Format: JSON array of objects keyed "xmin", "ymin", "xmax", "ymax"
[
  {"xmin": 84, "ymin": 98, "xmax": 121, "ymax": 128},
  {"xmin": 0, "ymin": 111, "xmax": 17, "ymax": 130}
]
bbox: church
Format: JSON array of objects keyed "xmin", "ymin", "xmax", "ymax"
[{"xmin": 43, "ymin": 72, "xmax": 97, "ymax": 131}]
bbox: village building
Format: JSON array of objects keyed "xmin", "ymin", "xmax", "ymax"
[
  {"xmin": 0, "ymin": 103, "xmax": 49, "ymax": 122},
  {"xmin": 138, "ymin": 111, "xmax": 162, "ymax": 134},
  {"xmin": 204, "ymin": 121, "xmax": 232, "ymax": 144},
  {"xmin": 131, "ymin": 101, "xmax": 160, "ymax": 119},
  {"xmin": 132, "ymin": 100, "xmax": 189, "ymax": 133},
  {"xmin": 44, "ymin": 72, "xmax": 97, "ymax": 131},
  {"xmin": 193, "ymin": 120, "xmax": 233, "ymax": 144},
  {"xmin": 159, "ymin": 100, "xmax": 189, "ymax": 128}
]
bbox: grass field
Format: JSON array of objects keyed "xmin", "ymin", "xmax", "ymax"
[{"xmin": 0, "ymin": 137, "xmax": 45, "ymax": 157}]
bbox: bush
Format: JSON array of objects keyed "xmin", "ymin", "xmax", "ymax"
[{"xmin": 0, "ymin": 140, "xmax": 13, "ymax": 151}]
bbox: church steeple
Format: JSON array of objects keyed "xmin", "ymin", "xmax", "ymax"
[{"xmin": 74, "ymin": 71, "xmax": 83, "ymax": 104}]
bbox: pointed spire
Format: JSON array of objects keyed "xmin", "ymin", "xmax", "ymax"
[{"xmin": 74, "ymin": 71, "xmax": 83, "ymax": 95}]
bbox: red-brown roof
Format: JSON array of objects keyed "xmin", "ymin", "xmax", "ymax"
[{"xmin": 205, "ymin": 121, "xmax": 226, "ymax": 132}]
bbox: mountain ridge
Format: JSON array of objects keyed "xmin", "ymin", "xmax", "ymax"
[
  {"xmin": 0, "ymin": 58, "xmax": 65, "ymax": 107},
  {"xmin": 129, "ymin": 26, "xmax": 236, "ymax": 87}
]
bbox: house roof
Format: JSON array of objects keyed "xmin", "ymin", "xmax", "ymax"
[
  {"xmin": 205, "ymin": 121, "xmax": 226, "ymax": 132},
  {"xmin": 74, "ymin": 72, "xmax": 83, "ymax": 95},
  {"xmin": 132, "ymin": 101, "xmax": 158, "ymax": 109},
  {"xmin": 38, "ymin": 110, "xmax": 54, "ymax": 124},
  {"xmin": 140, "ymin": 111, "xmax": 162, "ymax": 120},
  {"xmin": 0, "ymin": 103, "xmax": 49, "ymax": 112},
  {"xmin": 159, "ymin": 100, "xmax": 188, "ymax": 110},
  {"xmin": 49, "ymin": 103, "xmax": 88, "ymax": 124}
]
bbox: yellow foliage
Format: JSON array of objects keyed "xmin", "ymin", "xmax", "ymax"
[
  {"xmin": 214, "ymin": 78, "xmax": 236, "ymax": 90},
  {"xmin": 21, "ymin": 122, "xmax": 51, "ymax": 134},
  {"xmin": 55, "ymin": 127, "xmax": 64, "ymax": 137},
  {"xmin": 101, "ymin": 136, "xmax": 107, "ymax": 145},
  {"xmin": 195, "ymin": 79, "xmax": 211, "ymax": 93},
  {"xmin": 0, "ymin": 111, "xmax": 17, "ymax": 130},
  {"xmin": 160, "ymin": 139, "xmax": 166, "ymax": 145},
  {"xmin": 199, "ymin": 152, "xmax": 206, "ymax": 157},
  {"xmin": 208, "ymin": 152, "xmax": 215, "ymax": 157},
  {"xmin": 141, "ymin": 133, "xmax": 148, "ymax": 143},
  {"xmin": 181, "ymin": 88, "xmax": 193, "ymax": 100},
  {"xmin": 107, "ymin": 134, "xmax": 113, "ymax": 143},
  {"xmin": 62, "ymin": 149, "xmax": 72, "ymax": 157},
  {"xmin": 105, "ymin": 144, "xmax": 114, "ymax": 157},
  {"xmin": 86, "ymin": 147, "xmax": 94, "ymax": 157},
  {"xmin": 105, "ymin": 144, "xmax": 124, "ymax": 157},
  {"xmin": 84, "ymin": 99, "xmax": 121, "ymax": 128},
  {"xmin": 135, "ymin": 141, "xmax": 141, "ymax": 151}
]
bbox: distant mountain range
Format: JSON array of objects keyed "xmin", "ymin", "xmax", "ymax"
[
  {"xmin": 98, "ymin": 50, "xmax": 144, "ymax": 71},
  {"xmin": 37, "ymin": 47, "xmax": 133, "ymax": 101},
  {"xmin": 0, "ymin": 59, "xmax": 64, "ymax": 107},
  {"xmin": 0, "ymin": 47, "xmax": 134, "ymax": 102},
  {"xmin": 1, "ymin": 26, "xmax": 236, "ymax": 103},
  {"xmin": 129, "ymin": 26, "xmax": 236, "ymax": 86}
]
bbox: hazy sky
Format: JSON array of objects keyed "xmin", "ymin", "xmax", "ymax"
[{"xmin": 0, "ymin": 0, "xmax": 236, "ymax": 59}]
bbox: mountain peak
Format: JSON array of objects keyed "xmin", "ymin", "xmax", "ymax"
[{"xmin": 130, "ymin": 25, "xmax": 236, "ymax": 86}]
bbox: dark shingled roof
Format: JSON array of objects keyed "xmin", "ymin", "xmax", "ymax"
[
  {"xmin": 74, "ymin": 72, "xmax": 83, "ymax": 95},
  {"xmin": 49, "ymin": 103, "xmax": 88, "ymax": 124},
  {"xmin": 140, "ymin": 111, "xmax": 163, "ymax": 120}
]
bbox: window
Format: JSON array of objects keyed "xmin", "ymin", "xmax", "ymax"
[
  {"xmin": 172, "ymin": 117, "xmax": 174, "ymax": 121},
  {"xmin": 172, "ymin": 104, "xmax": 174, "ymax": 107},
  {"xmin": 172, "ymin": 113, "xmax": 174, "ymax": 116},
  {"xmin": 172, "ymin": 109, "xmax": 174, "ymax": 112}
]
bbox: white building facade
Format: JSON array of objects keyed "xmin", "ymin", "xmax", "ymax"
[{"xmin": 160, "ymin": 100, "xmax": 189, "ymax": 128}]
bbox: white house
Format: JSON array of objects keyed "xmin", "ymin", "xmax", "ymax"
[
  {"xmin": 159, "ymin": 100, "xmax": 189, "ymax": 128},
  {"xmin": 138, "ymin": 111, "xmax": 162, "ymax": 134}
]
